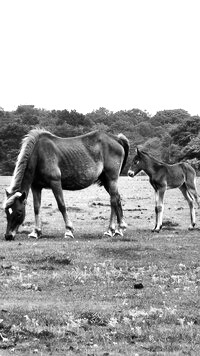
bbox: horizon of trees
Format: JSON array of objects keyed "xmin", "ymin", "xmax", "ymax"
[{"xmin": 0, "ymin": 105, "xmax": 200, "ymax": 175}]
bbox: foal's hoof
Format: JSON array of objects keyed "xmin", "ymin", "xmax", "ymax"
[
  {"xmin": 188, "ymin": 224, "xmax": 195, "ymax": 230},
  {"xmin": 64, "ymin": 230, "xmax": 74, "ymax": 239},
  {"xmin": 152, "ymin": 225, "xmax": 162, "ymax": 233},
  {"xmin": 152, "ymin": 228, "xmax": 160, "ymax": 233}
]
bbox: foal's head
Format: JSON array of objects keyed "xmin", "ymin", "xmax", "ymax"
[
  {"xmin": 4, "ymin": 191, "xmax": 27, "ymax": 240},
  {"xmin": 128, "ymin": 148, "xmax": 146, "ymax": 177}
]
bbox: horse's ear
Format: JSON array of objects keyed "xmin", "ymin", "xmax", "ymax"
[
  {"xmin": 20, "ymin": 192, "xmax": 27, "ymax": 202},
  {"xmin": 5, "ymin": 189, "xmax": 9, "ymax": 197}
]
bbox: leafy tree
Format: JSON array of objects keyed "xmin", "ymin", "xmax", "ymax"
[
  {"xmin": 136, "ymin": 122, "xmax": 154, "ymax": 137},
  {"xmin": 1, "ymin": 105, "xmax": 200, "ymax": 175},
  {"xmin": 151, "ymin": 109, "xmax": 190, "ymax": 127},
  {"xmin": 141, "ymin": 137, "xmax": 163, "ymax": 159},
  {"xmin": 170, "ymin": 116, "xmax": 200, "ymax": 147},
  {"xmin": 54, "ymin": 123, "xmax": 84, "ymax": 137}
]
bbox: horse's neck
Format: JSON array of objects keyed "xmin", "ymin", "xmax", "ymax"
[
  {"xmin": 8, "ymin": 129, "xmax": 41, "ymax": 195},
  {"xmin": 142, "ymin": 157, "xmax": 158, "ymax": 178},
  {"xmin": 20, "ymin": 163, "xmax": 34, "ymax": 195},
  {"xmin": 9, "ymin": 161, "xmax": 33, "ymax": 196},
  {"xmin": 9, "ymin": 175, "xmax": 30, "ymax": 196}
]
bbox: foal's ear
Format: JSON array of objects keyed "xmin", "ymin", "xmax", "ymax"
[
  {"xmin": 136, "ymin": 147, "xmax": 140, "ymax": 156},
  {"xmin": 5, "ymin": 189, "xmax": 10, "ymax": 197}
]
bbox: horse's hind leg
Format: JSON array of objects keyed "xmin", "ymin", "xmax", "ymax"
[
  {"xmin": 179, "ymin": 184, "xmax": 196, "ymax": 229},
  {"xmin": 29, "ymin": 186, "xmax": 42, "ymax": 239},
  {"xmin": 51, "ymin": 180, "xmax": 74, "ymax": 238},
  {"xmin": 104, "ymin": 205, "xmax": 116, "ymax": 237},
  {"xmin": 104, "ymin": 179, "xmax": 126, "ymax": 237},
  {"xmin": 186, "ymin": 176, "xmax": 200, "ymax": 208}
]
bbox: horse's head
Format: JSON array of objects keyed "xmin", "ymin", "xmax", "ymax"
[
  {"xmin": 128, "ymin": 148, "xmax": 144, "ymax": 178},
  {"xmin": 4, "ymin": 191, "xmax": 27, "ymax": 240}
]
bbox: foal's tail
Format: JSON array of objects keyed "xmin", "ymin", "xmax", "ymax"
[
  {"xmin": 182, "ymin": 162, "xmax": 200, "ymax": 206},
  {"xmin": 117, "ymin": 133, "xmax": 130, "ymax": 174}
]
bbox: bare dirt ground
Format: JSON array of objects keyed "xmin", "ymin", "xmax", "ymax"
[{"xmin": 0, "ymin": 176, "xmax": 200, "ymax": 355}]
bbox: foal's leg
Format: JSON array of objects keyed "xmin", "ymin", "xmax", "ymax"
[
  {"xmin": 51, "ymin": 180, "xmax": 74, "ymax": 238},
  {"xmin": 153, "ymin": 188, "xmax": 165, "ymax": 232},
  {"xmin": 104, "ymin": 179, "xmax": 126, "ymax": 237},
  {"xmin": 179, "ymin": 184, "xmax": 196, "ymax": 229},
  {"xmin": 185, "ymin": 176, "xmax": 200, "ymax": 208},
  {"xmin": 29, "ymin": 186, "xmax": 42, "ymax": 239}
]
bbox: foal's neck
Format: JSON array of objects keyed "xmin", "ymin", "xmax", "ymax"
[{"xmin": 142, "ymin": 156, "xmax": 162, "ymax": 178}]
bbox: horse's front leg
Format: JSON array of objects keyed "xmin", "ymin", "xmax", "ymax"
[
  {"xmin": 29, "ymin": 186, "xmax": 42, "ymax": 239},
  {"xmin": 153, "ymin": 189, "xmax": 165, "ymax": 232},
  {"xmin": 51, "ymin": 180, "xmax": 74, "ymax": 238}
]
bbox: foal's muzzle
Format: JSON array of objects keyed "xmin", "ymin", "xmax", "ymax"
[{"xmin": 128, "ymin": 170, "xmax": 135, "ymax": 178}]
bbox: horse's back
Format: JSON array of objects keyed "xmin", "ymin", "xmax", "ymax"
[
  {"xmin": 32, "ymin": 130, "xmax": 125, "ymax": 190},
  {"xmin": 164, "ymin": 162, "xmax": 196, "ymax": 189}
]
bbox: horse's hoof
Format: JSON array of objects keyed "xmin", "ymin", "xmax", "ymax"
[
  {"xmin": 104, "ymin": 230, "xmax": 113, "ymax": 238},
  {"xmin": 113, "ymin": 229, "xmax": 123, "ymax": 237},
  {"xmin": 28, "ymin": 230, "xmax": 42, "ymax": 239},
  {"xmin": 64, "ymin": 231, "xmax": 74, "ymax": 239},
  {"xmin": 5, "ymin": 235, "xmax": 15, "ymax": 241}
]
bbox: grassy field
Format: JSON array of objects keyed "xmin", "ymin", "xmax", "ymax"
[{"xmin": 0, "ymin": 176, "xmax": 200, "ymax": 355}]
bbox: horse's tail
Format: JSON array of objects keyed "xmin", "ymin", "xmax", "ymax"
[{"xmin": 117, "ymin": 133, "xmax": 130, "ymax": 173}]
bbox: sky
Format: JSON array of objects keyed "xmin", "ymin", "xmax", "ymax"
[{"xmin": 1, "ymin": 0, "xmax": 200, "ymax": 116}]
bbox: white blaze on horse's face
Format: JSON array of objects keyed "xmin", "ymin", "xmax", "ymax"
[{"xmin": 4, "ymin": 191, "xmax": 27, "ymax": 241}]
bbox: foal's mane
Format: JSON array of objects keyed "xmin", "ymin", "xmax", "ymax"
[
  {"xmin": 8, "ymin": 128, "xmax": 51, "ymax": 193},
  {"xmin": 139, "ymin": 150, "xmax": 164, "ymax": 167}
]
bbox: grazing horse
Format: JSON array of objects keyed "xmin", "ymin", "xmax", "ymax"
[
  {"xmin": 128, "ymin": 148, "xmax": 199, "ymax": 232},
  {"xmin": 4, "ymin": 129, "xmax": 129, "ymax": 240}
]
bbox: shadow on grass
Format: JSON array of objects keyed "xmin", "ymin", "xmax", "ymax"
[
  {"xmin": 23, "ymin": 254, "xmax": 72, "ymax": 268},
  {"xmin": 77, "ymin": 232, "xmax": 107, "ymax": 240},
  {"xmin": 95, "ymin": 244, "xmax": 156, "ymax": 260}
]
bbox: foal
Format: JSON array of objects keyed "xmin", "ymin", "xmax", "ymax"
[{"xmin": 128, "ymin": 148, "xmax": 199, "ymax": 232}]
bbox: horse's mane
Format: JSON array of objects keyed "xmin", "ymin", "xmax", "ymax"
[{"xmin": 8, "ymin": 128, "xmax": 51, "ymax": 194}]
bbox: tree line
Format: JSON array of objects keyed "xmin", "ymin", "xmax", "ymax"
[{"xmin": 0, "ymin": 105, "xmax": 200, "ymax": 175}]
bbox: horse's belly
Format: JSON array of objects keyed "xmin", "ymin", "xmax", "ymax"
[
  {"xmin": 61, "ymin": 162, "xmax": 103, "ymax": 190},
  {"xmin": 166, "ymin": 174, "xmax": 184, "ymax": 189}
]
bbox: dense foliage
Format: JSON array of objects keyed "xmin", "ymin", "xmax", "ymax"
[{"xmin": 1, "ymin": 105, "xmax": 200, "ymax": 175}]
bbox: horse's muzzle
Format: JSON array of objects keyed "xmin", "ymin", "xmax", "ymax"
[
  {"xmin": 128, "ymin": 170, "xmax": 135, "ymax": 178},
  {"xmin": 5, "ymin": 234, "xmax": 15, "ymax": 241}
]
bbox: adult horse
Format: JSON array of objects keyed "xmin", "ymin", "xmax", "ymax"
[
  {"xmin": 4, "ymin": 128, "xmax": 129, "ymax": 240},
  {"xmin": 128, "ymin": 148, "xmax": 199, "ymax": 232}
]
